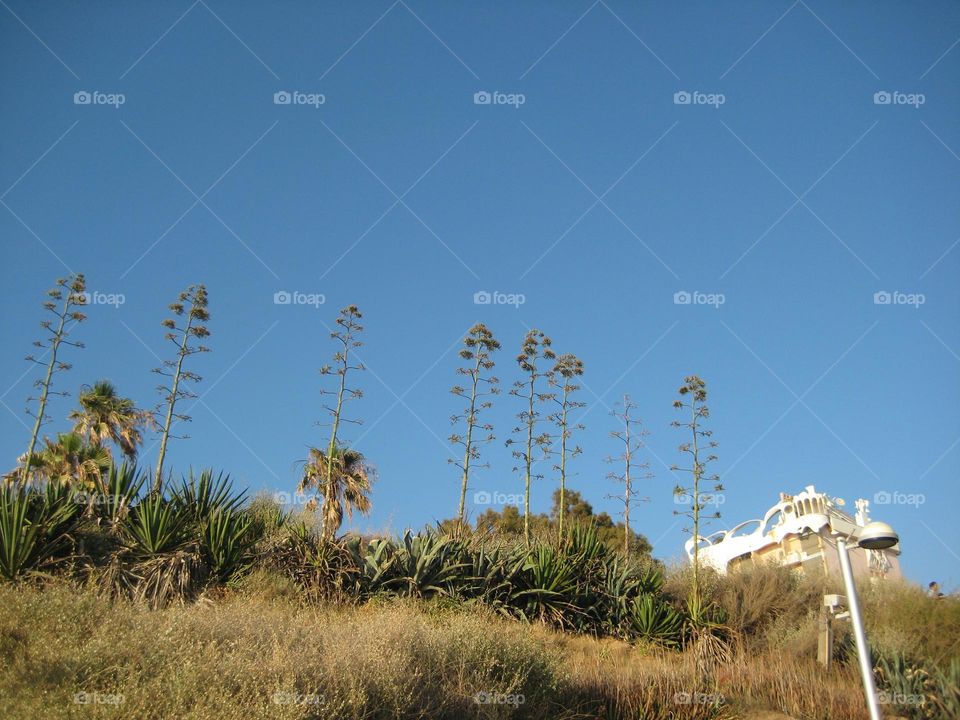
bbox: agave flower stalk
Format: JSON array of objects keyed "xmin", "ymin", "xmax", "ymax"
[
  {"xmin": 506, "ymin": 329, "xmax": 555, "ymax": 546},
  {"xmin": 152, "ymin": 285, "xmax": 211, "ymax": 494},
  {"xmin": 449, "ymin": 323, "xmax": 500, "ymax": 536},
  {"xmin": 21, "ymin": 274, "xmax": 87, "ymax": 486}
]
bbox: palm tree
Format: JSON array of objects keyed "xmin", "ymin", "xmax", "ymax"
[
  {"xmin": 69, "ymin": 380, "xmax": 150, "ymax": 460},
  {"xmin": 26, "ymin": 432, "xmax": 111, "ymax": 489},
  {"xmin": 299, "ymin": 444, "xmax": 373, "ymax": 541}
]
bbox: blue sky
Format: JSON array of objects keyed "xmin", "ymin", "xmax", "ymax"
[{"xmin": 1, "ymin": 1, "xmax": 958, "ymax": 587}]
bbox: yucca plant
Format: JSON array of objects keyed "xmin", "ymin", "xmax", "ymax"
[
  {"xmin": 202, "ymin": 508, "xmax": 253, "ymax": 583},
  {"xmin": 559, "ymin": 523, "xmax": 610, "ymax": 633},
  {"xmin": 629, "ymin": 594, "xmax": 685, "ymax": 648},
  {"xmin": 595, "ymin": 558, "xmax": 666, "ymax": 637},
  {"xmin": 308, "ymin": 536, "xmax": 364, "ymax": 602},
  {"xmin": 563, "ymin": 520, "xmax": 607, "ymax": 566},
  {"xmin": 170, "ymin": 469, "xmax": 245, "ymax": 523},
  {"xmin": 124, "ymin": 494, "xmax": 191, "ymax": 555},
  {"xmin": 117, "ymin": 495, "xmax": 205, "ymax": 607},
  {"xmin": 87, "ymin": 462, "xmax": 146, "ymax": 532},
  {"xmin": 0, "ymin": 481, "xmax": 79, "ymax": 580},
  {"xmin": 132, "ymin": 546, "xmax": 207, "ymax": 608},
  {"xmin": 515, "ymin": 545, "xmax": 578, "ymax": 627},
  {"xmin": 597, "ymin": 556, "xmax": 641, "ymax": 636}
]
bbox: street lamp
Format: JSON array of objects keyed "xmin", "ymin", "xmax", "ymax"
[{"xmin": 832, "ymin": 520, "xmax": 899, "ymax": 720}]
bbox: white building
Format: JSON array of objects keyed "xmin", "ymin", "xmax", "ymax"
[{"xmin": 686, "ymin": 485, "xmax": 902, "ymax": 580}]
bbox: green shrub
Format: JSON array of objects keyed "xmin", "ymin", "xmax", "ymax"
[{"xmin": 0, "ymin": 481, "xmax": 79, "ymax": 579}]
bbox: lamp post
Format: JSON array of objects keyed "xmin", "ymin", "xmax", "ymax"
[{"xmin": 832, "ymin": 520, "xmax": 900, "ymax": 720}]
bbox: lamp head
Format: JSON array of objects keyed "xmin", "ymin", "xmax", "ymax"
[{"xmin": 857, "ymin": 521, "xmax": 899, "ymax": 550}]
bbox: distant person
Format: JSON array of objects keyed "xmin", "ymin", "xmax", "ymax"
[{"xmin": 928, "ymin": 581, "xmax": 944, "ymax": 599}]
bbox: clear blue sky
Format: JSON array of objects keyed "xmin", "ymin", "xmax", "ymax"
[{"xmin": 2, "ymin": 1, "xmax": 958, "ymax": 587}]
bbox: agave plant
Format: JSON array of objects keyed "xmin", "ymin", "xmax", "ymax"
[
  {"xmin": 597, "ymin": 556, "xmax": 640, "ymax": 635},
  {"xmin": 353, "ymin": 536, "xmax": 398, "ymax": 596},
  {"xmin": 304, "ymin": 536, "xmax": 364, "ymax": 602},
  {"xmin": 0, "ymin": 481, "xmax": 79, "ymax": 579},
  {"xmin": 385, "ymin": 531, "xmax": 469, "ymax": 599},
  {"xmin": 453, "ymin": 544, "xmax": 524, "ymax": 617}
]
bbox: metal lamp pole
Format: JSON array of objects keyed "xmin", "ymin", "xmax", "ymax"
[{"xmin": 836, "ymin": 537, "xmax": 883, "ymax": 720}]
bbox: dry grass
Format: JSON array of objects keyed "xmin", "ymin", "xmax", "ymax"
[
  {"xmin": 859, "ymin": 581, "xmax": 960, "ymax": 664},
  {"xmin": 0, "ymin": 577, "xmax": 883, "ymax": 720},
  {"xmin": 1, "ymin": 580, "xmax": 561, "ymax": 719},
  {"xmin": 668, "ymin": 563, "xmax": 960, "ymax": 669},
  {"xmin": 555, "ymin": 631, "xmax": 867, "ymax": 720}
]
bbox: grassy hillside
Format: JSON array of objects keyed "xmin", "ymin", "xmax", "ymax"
[
  {"xmin": 2, "ymin": 574, "xmax": 957, "ymax": 720},
  {"xmin": 2, "ymin": 474, "xmax": 958, "ymax": 719}
]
